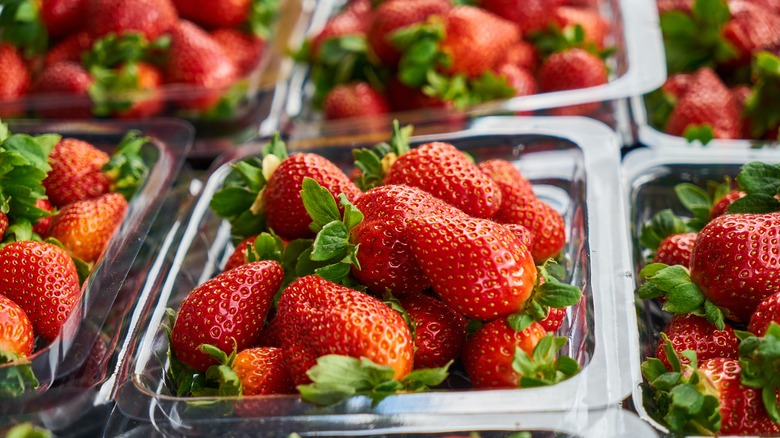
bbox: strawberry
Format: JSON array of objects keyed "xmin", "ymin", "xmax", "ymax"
[
  {"xmin": 495, "ymin": 41, "xmax": 539, "ymax": 72},
  {"xmin": 749, "ymin": 291, "xmax": 780, "ymax": 336},
  {"xmin": 233, "ymin": 347, "xmax": 296, "ymax": 395},
  {"xmin": 539, "ymin": 306, "xmax": 567, "ymax": 333},
  {"xmin": 32, "ymin": 198, "xmax": 54, "ymax": 237},
  {"xmin": 553, "ymin": 6, "xmax": 608, "ymax": 48},
  {"xmin": 662, "ymin": 72, "xmax": 694, "ymax": 98},
  {"xmin": 276, "ymin": 275, "xmax": 414, "ymax": 385},
  {"xmin": 165, "ymin": 20, "xmax": 238, "ymax": 110},
  {"xmin": 497, "ymin": 194, "xmax": 566, "ymax": 263},
  {"xmin": 255, "ymin": 314, "xmax": 282, "ymax": 348},
  {"xmin": 538, "ymin": 48, "xmax": 607, "ymax": 116},
  {"xmin": 501, "ymin": 223, "xmax": 534, "ymax": 249},
  {"xmin": 383, "ymin": 142, "xmax": 502, "ymax": 219},
  {"xmin": 90, "ymin": 62, "xmax": 165, "ymax": 119},
  {"xmin": 0, "ymin": 241, "xmax": 81, "ymax": 341},
  {"xmin": 654, "ymin": 314, "xmax": 738, "ymax": 369},
  {"xmin": 48, "ymin": 192, "xmax": 128, "ymax": 263},
  {"xmin": 171, "ymin": 260, "xmax": 283, "ymax": 372},
  {"xmin": 39, "ymin": 0, "xmax": 89, "ymax": 39},
  {"xmin": 0, "ymin": 44, "xmax": 31, "ymax": 117},
  {"xmin": 0, "ymin": 213, "xmax": 7, "ymax": 240},
  {"xmin": 44, "ymin": 32, "xmax": 93, "ymax": 68},
  {"xmin": 211, "ymin": 28, "xmax": 266, "ymax": 76},
  {"xmin": 323, "ymin": 82, "xmax": 390, "ymax": 120},
  {"xmin": 439, "ymin": 6, "xmax": 520, "ymax": 78},
  {"xmin": 400, "ymin": 292, "xmax": 468, "ymax": 369},
  {"xmin": 652, "ymin": 232, "xmax": 697, "ymax": 267},
  {"xmin": 43, "ymin": 138, "xmax": 110, "ymax": 208},
  {"xmin": 0, "ymin": 295, "xmax": 34, "ymax": 358},
  {"xmin": 722, "ymin": 2, "xmax": 780, "ymax": 66},
  {"xmin": 32, "ymin": 62, "xmax": 94, "ymax": 119},
  {"xmin": 367, "ymin": 0, "xmax": 451, "ymax": 67},
  {"xmin": 87, "ymin": 0, "xmax": 178, "ymax": 41},
  {"xmin": 350, "ymin": 184, "xmax": 464, "ymax": 297},
  {"xmin": 309, "ymin": 8, "xmax": 367, "ymax": 61},
  {"xmin": 477, "ymin": 158, "xmax": 535, "ymax": 198},
  {"xmin": 173, "ymin": 0, "xmax": 249, "ymax": 29},
  {"xmin": 385, "ymin": 77, "xmax": 452, "ymax": 111},
  {"xmin": 495, "ymin": 64, "xmax": 537, "ymax": 97},
  {"xmin": 223, "ymin": 235, "xmax": 257, "ymax": 272},
  {"xmin": 479, "ymin": 0, "xmax": 565, "ymax": 35},
  {"xmin": 710, "ymin": 190, "xmax": 745, "ymax": 219}
]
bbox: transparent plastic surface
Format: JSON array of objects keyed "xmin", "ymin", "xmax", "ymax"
[
  {"xmin": 622, "ymin": 146, "xmax": 780, "ymax": 434},
  {"xmin": 0, "ymin": 119, "xmax": 192, "ymax": 411},
  {"xmin": 110, "ymin": 116, "xmax": 639, "ymax": 434},
  {"xmin": 278, "ymin": 0, "xmax": 665, "ymax": 140}
]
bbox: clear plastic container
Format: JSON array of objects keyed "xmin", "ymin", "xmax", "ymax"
[
  {"xmin": 0, "ymin": 119, "xmax": 192, "ymax": 411},
  {"xmin": 621, "ymin": 145, "xmax": 780, "ymax": 434},
  {"xmin": 110, "ymin": 116, "xmax": 640, "ymax": 435},
  {"xmin": 277, "ymin": 0, "xmax": 666, "ymax": 141}
]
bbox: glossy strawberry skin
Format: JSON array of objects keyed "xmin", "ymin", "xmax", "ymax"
[
  {"xmin": 39, "ymin": 0, "xmax": 89, "ymax": 39},
  {"xmin": 494, "ymin": 193, "xmax": 566, "ymax": 263},
  {"xmin": 276, "ymin": 275, "xmax": 414, "ymax": 385},
  {"xmin": 749, "ymin": 291, "xmax": 780, "ymax": 336},
  {"xmin": 323, "ymin": 82, "xmax": 390, "ymax": 120},
  {"xmin": 264, "ymin": 153, "xmax": 361, "ymax": 240},
  {"xmin": 48, "ymin": 193, "xmax": 129, "ymax": 263},
  {"xmin": 233, "ymin": 347, "xmax": 296, "ymax": 395},
  {"xmin": 385, "ymin": 142, "xmax": 502, "ymax": 219},
  {"xmin": 710, "ymin": 190, "xmax": 745, "ymax": 219},
  {"xmin": 171, "ymin": 260, "xmax": 284, "ymax": 372},
  {"xmin": 538, "ymin": 48, "xmax": 607, "ymax": 116},
  {"xmin": 462, "ymin": 319, "xmax": 546, "ymax": 388},
  {"xmin": 32, "ymin": 62, "xmax": 94, "ymax": 119},
  {"xmin": 406, "ymin": 214, "xmax": 537, "ymax": 320},
  {"xmin": 32, "ymin": 199, "xmax": 54, "ymax": 237},
  {"xmin": 690, "ymin": 213, "xmax": 780, "ymax": 322},
  {"xmin": 87, "ymin": 0, "xmax": 178, "ymax": 41},
  {"xmin": 539, "ymin": 306, "xmax": 567, "ymax": 333},
  {"xmin": 0, "ymin": 295, "xmax": 34, "ymax": 358},
  {"xmin": 653, "ymin": 232, "xmax": 697, "ymax": 268},
  {"xmin": 722, "ymin": 3, "xmax": 780, "ymax": 66},
  {"xmin": 0, "ymin": 241, "xmax": 81, "ymax": 341},
  {"xmin": 478, "ymin": 158, "xmax": 535, "ymax": 198},
  {"xmin": 654, "ymin": 314, "xmax": 738, "ymax": 369},
  {"xmin": 173, "ymin": 0, "xmax": 249, "ymax": 29},
  {"xmin": 665, "ymin": 68, "xmax": 742, "ymax": 140},
  {"xmin": 401, "ymin": 293, "xmax": 468, "ymax": 369},
  {"xmin": 502, "ymin": 223, "xmax": 534, "ymax": 249},
  {"xmin": 351, "ymin": 184, "xmax": 464, "ymax": 297},
  {"xmin": 43, "ymin": 138, "xmax": 110, "ymax": 208}
]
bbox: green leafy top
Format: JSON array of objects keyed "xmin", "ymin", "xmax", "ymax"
[
  {"xmin": 737, "ymin": 322, "xmax": 780, "ymax": 423},
  {"xmin": 101, "ymin": 130, "xmax": 150, "ymax": 200},
  {"xmin": 0, "ymin": 0, "xmax": 47, "ymax": 57},
  {"xmin": 744, "ymin": 52, "xmax": 780, "ymax": 140},
  {"xmin": 659, "ymin": 0, "xmax": 736, "ymax": 74},
  {"xmin": 528, "ymin": 24, "xmax": 614, "ymax": 61},
  {"xmin": 247, "ymin": 0, "xmax": 280, "ymax": 39},
  {"xmin": 682, "ymin": 124, "xmax": 715, "ymax": 146},
  {"xmin": 512, "ymin": 334, "xmax": 580, "ymax": 388},
  {"xmin": 728, "ymin": 161, "xmax": 780, "ymax": 214},
  {"xmin": 644, "ymin": 88, "xmax": 677, "ymax": 131},
  {"xmin": 507, "ymin": 260, "xmax": 582, "ymax": 332},
  {"xmin": 82, "ymin": 33, "xmax": 170, "ymax": 71},
  {"xmin": 351, "ymin": 120, "xmax": 412, "ymax": 191}
]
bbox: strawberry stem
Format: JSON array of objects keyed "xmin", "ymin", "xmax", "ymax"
[
  {"xmin": 512, "ymin": 334, "xmax": 579, "ymax": 388},
  {"xmin": 102, "ymin": 130, "xmax": 150, "ymax": 200}
]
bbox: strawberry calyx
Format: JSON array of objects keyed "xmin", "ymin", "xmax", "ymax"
[
  {"xmin": 102, "ymin": 130, "xmax": 151, "ymax": 201},
  {"xmin": 659, "ymin": 0, "xmax": 736, "ymax": 74},
  {"xmin": 352, "ymin": 120, "xmax": 412, "ymax": 190},
  {"xmin": 673, "ymin": 178, "xmax": 736, "ymax": 229},
  {"xmin": 728, "ymin": 162, "xmax": 780, "ymax": 214},
  {"xmin": 639, "ymin": 209, "xmax": 688, "ymax": 252},
  {"xmin": 507, "ymin": 261, "xmax": 582, "ymax": 331},
  {"xmin": 82, "ymin": 32, "xmax": 170, "ymax": 71},
  {"xmin": 744, "ymin": 52, "xmax": 780, "ymax": 140},
  {"xmin": 528, "ymin": 24, "xmax": 613, "ymax": 61},
  {"xmin": 162, "ymin": 308, "xmax": 202, "ymax": 397},
  {"xmin": 512, "ymin": 333, "xmax": 580, "ymax": 388},
  {"xmin": 644, "ymin": 88, "xmax": 677, "ymax": 131},
  {"xmin": 682, "ymin": 124, "xmax": 715, "ymax": 146},
  {"xmin": 638, "ymin": 263, "xmax": 727, "ymax": 330},
  {"xmin": 641, "ymin": 336, "xmax": 721, "ymax": 435},
  {"xmin": 246, "ymin": 0, "xmax": 280, "ymax": 40},
  {"xmin": 0, "ymin": 350, "xmax": 39, "ymax": 398},
  {"xmin": 241, "ymin": 232, "xmax": 313, "ymax": 298},
  {"xmin": 737, "ymin": 322, "xmax": 780, "ymax": 423},
  {"xmin": 0, "ymin": 0, "xmax": 48, "ymax": 57},
  {"xmin": 297, "ymin": 354, "xmax": 450, "ymax": 407},
  {"xmin": 190, "ymin": 343, "xmax": 243, "ymax": 398}
]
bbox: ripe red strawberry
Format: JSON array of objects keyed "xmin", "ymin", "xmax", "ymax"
[
  {"xmin": 723, "ymin": 2, "xmax": 780, "ymax": 66},
  {"xmin": 497, "ymin": 193, "xmax": 566, "ymax": 263},
  {"xmin": 0, "ymin": 44, "xmax": 30, "ymax": 117},
  {"xmin": 553, "ymin": 6, "xmax": 608, "ymax": 48},
  {"xmin": 32, "ymin": 62, "xmax": 94, "ymax": 119},
  {"xmin": 0, "ymin": 295, "xmax": 34, "ymax": 358},
  {"xmin": 0, "ymin": 241, "xmax": 81, "ymax": 341},
  {"xmin": 710, "ymin": 190, "xmax": 745, "ymax": 219},
  {"xmin": 478, "ymin": 158, "xmax": 535, "ymax": 198},
  {"xmin": 654, "ymin": 314, "xmax": 738, "ymax": 369},
  {"xmin": 111, "ymin": 62, "xmax": 165, "ymax": 119},
  {"xmin": 367, "ymin": 0, "xmax": 451, "ymax": 67},
  {"xmin": 462, "ymin": 319, "xmax": 546, "ymax": 388},
  {"xmin": 495, "ymin": 64, "xmax": 537, "ymax": 97},
  {"xmin": 32, "ymin": 199, "xmax": 54, "ymax": 237},
  {"xmin": 384, "ymin": 142, "xmax": 502, "ymax": 219},
  {"xmin": 351, "ymin": 184, "xmax": 464, "ymax": 297},
  {"xmin": 323, "ymin": 82, "xmax": 390, "ymax": 120},
  {"xmin": 44, "ymin": 32, "xmax": 93, "ymax": 68},
  {"xmin": 233, "ymin": 347, "xmax": 296, "ymax": 395},
  {"xmin": 276, "ymin": 275, "xmax": 414, "ymax": 385},
  {"xmin": 43, "ymin": 138, "xmax": 110, "ymax": 208},
  {"xmin": 440, "ymin": 6, "xmax": 520, "ymax": 78},
  {"xmin": 689, "ymin": 212, "xmax": 780, "ymax": 322},
  {"xmin": 211, "ymin": 28, "xmax": 266, "ymax": 76},
  {"xmin": 309, "ymin": 7, "xmax": 367, "ymax": 61},
  {"xmin": 173, "ymin": 0, "xmax": 249, "ymax": 29},
  {"xmin": 48, "ymin": 192, "xmax": 128, "ymax": 263},
  {"xmin": 495, "ymin": 41, "xmax": 539, "ymax": 72},
  {"xmin": 502, "ymin": 223, "xmax": 534, "ymax": 248},
  {"xmin": 479, "ymin": 0, "xmax": 565, "ymax": 35},
  {"xmin": 652, "ymin": 232, "xmax": 697, "ymax": 267},
  {"xmin": 264, "ymin": 153, "xmax": 361, "ymax": 240},
  {"xmin": 538, "ymin": 48, "xmax": 607, "ymax": 116},
  {"xmin": 224, "ymin": 235, "xmax": 257, "ymax": 272},
  {"xmin": 171, "ymin": 260, "xmax": 283, "ymax": 372},
  {"xmin": 166, "ymin": 20, "xmax": 238, "ymax": 110},
  {"xmin": 386, "ymin": 77, "xmax": 453, "ymax": 111},
  {"xmin": 406, "ymin": 214, "xmax": 537, "ymax": 320},
  {"xmin": 661, "ymin": 72, "xmax": 693, "ymax": 98},
  {"xmin": 539, "ymin": 306, "xmax": 566, "ymax": 333},
  {"xmin": 0, "ymin": 212, "xmax": 7, "ymax": 240},
  {"xmin": 749, "ymin": 291, "xmax": 780, "ymax": 336},
  {"xmin": 39, "ymin": 0, "xmax": 89, "ymax": 39},
  {"xmin": 400, "ymin": 293, "xmax": 468, "ymax": 369},
  {"xmin": 665, "ymin": 68, "xmax": 742, "ymax": 140},
  {"xmin": 87, "ymin": 0, "xmax": 178, "ymax": 41}
]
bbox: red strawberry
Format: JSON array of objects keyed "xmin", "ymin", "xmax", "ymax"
[
  {"xmin": 351, "ymin": 184, "xmax": 464, "ymax": 297},
  {"xmin": 87, "ymin": 0, "xmax": 178, "ymax": 41},
  {"xmin": 495, "ymin": 41, "xmax": 539, "ymax": 72},
  {"xmin": 48, "ymin": 193, "xmax": 128, "ymax": 263},
  {"xmin": 43, "ymin": 138, "xmax": 110, "ymax": 208},
  {"xmin": 386, "ymin": 77, "xmax": 453, "ymax": 111},
  {"xmin": 323, "ymin": 82, "xmax": 390, "ymax": 120},
  {"xmin": 665, "ymin": 68, "xmax": 742, "ymax": 140},
  {"xmin": 39, "ymin": 0, "xmax": 89, "ymax": 39},
  {"xmin": 309, "ymin": 8, "xmax": 367, "ymax": 61},
  {"xmin": 0, "ymin": 295, "xmax": 34, "ymax": 358},
  {"xmin": 497, "ymin": 193, "xmax": 566, "ymax": 263},
  {"xmin": 406, "ymin": 214, "xmax": 537, "ymax": 320},
  {"xmin": 111, "ymin": 62, "xmax": 165, "ymax": 119},
  {"xmin": 276, "ymin": 275, "xmax": 414, "ymax": 385},
  {"xmin": 264, "ymin": 153, "xmax": 361, "ymax": 240},
  {"xmin": 211, "ymin": 28, "xmax": 266, "ymax": 76},
  {"xmin": 440, "ymin": 6, "xmax": 520, "ymax": 78},
  {"xmin": 652, "ymin": 232, "xmax": 697, "ymax": 267},
  {"xmin": 384, "ymin": 142, "xmax": 502, "ymax": 219},
  {"xmin": 495, "ymin": 64, "xmax": 537, "ymax": 97},
  {"xmin": 723, "ymin": 2, "xmax": 780, "ymax": 66},
  {"xmin": 749, "ymin": 291, "xmax": 780, "ymax": 336},
  {"xmin": 32, "ymin": 198, "xmax": 54, "ymax": 237},
  {"xmin": 502, "ymin": 223, "xmax": 534, "ymax": 249},
  {"xmin": 224, "ymin": 235, "xmax": 257, "ymax": 272},
  {"xmin": 171, "ymin": 260, "xmax": 283, "ymax": 372},
  {"xmin": 538, "ymin": 48, "xmax": 607, "ymax": 116},
  {"xmin": 0, "ymin": 212, "xmax": 7, "ymax": 240},
  {"xmin": 462, "ymin": 319, "xmax": 546, "ymax": 388},
  {"xmin": 166, "ymin": 20, "xmax": 238, "ymax": 110},
  {"xmin": 479, "ymin": 0, "xmax": 565, "ymax": 35},
  {"xmin": 478, "ymin": 158, "xmax": 535, "ymax": 198},
  {"xmin": 173, "ymin": 0, "xmax": 249, "ymax": 29},
  {"xmin": 233, "ymin": 347, "xmax": 296, "ymax": 395},
  {"xmin": 539, "ymin": 306, "xmax": 567, "ymax": 333},
  {"xmin": 400, "ymin": 293, "xmax": 468, "ymax": 369},
  {"xmin": 661, "ymin": 72, "xmax": 694, "ymax": 99},
  {"xmin": 690, "ymin": 212, "xmax": 780, "ymax": 322},
  {"xmin": 44, "ymin": 32, "xmax": 93, "ymax": 68},
  {"xmin": 0, "ymin": 241, "xmax": 81, "ymax": 341},
  {"xmin": 553, "ymin": 6, "xmax": 608, "ymax": 48},
  {"xmin": 654, "ymin": 314, "xmax": 738, "ymax": 369},
  {"xmin": 710, "ymin": 190, "xmax": 745, "ymax": 219},
  {"xmin": 367, "ymin": 0, "xmax": 451, "ymax": 67},
  {"xmin": 0, "ymin": 44, "xmax": 30, "ymax": 117},
  {"xmin": 32, "ymin": 62, "xmax": 94, "ymax": 119}
]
